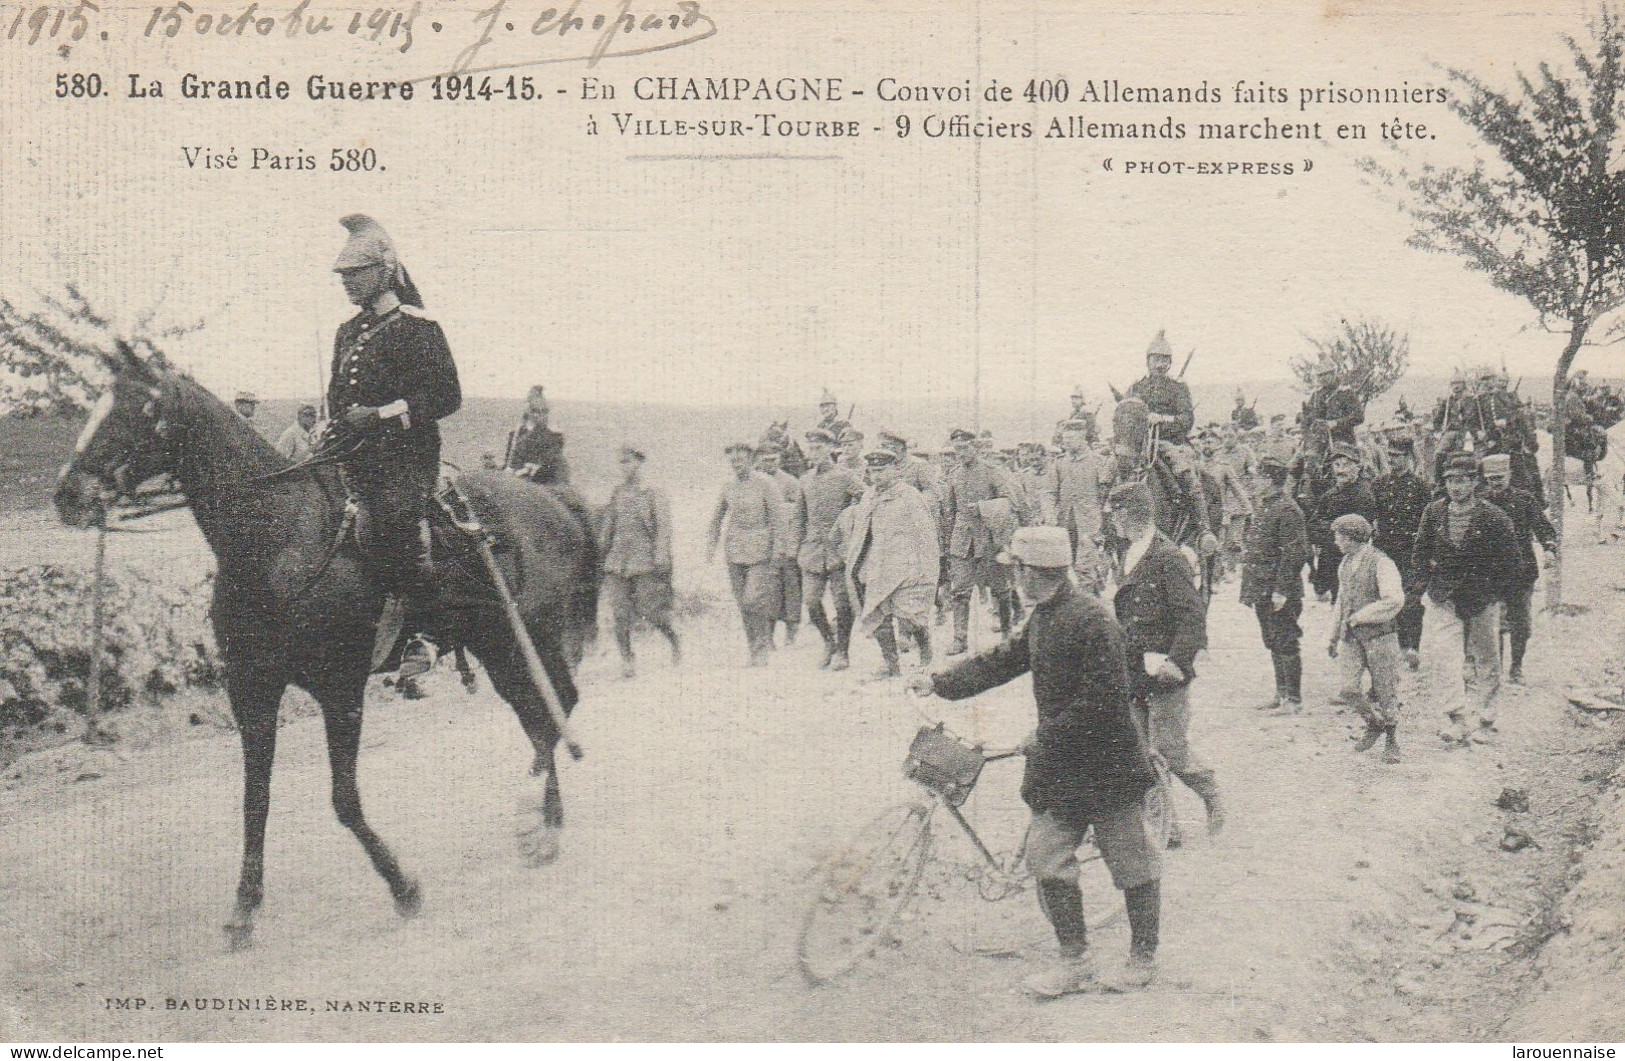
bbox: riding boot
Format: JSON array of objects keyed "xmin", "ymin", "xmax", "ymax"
[
  {"xmin": 1260, "ymin": 651, "xmax": 1285, "ymax": 709},
  {"xmin": 1124, "ymin": 880, "xmax": 1160, "ymax": 960},
  {"xmin": 613, "ymin": 622, "xmax": 635, "ymax": 678},
  {"xmin": 869, "ymin": 621, "xmax": 902, "ymax": 679},
  {"xmin": 654, "ymin": 621, "xmax": 682, "ymax": 666},
  {"xmin": 949, "ymin": 598, "xmax": 971, "ymax": 655},
  {"xmin": 1280, "ymin": 651, "xmax": 1304, "ymax": 705},
  {"xmin": 996, "ymin": 593, "xmax": 1013, "ymax": 639},
  {"xmin": 399, "ymin": 521, "xmax": 441, "ymax": 679},
  {"xmin": 808, "ymin": 603, "xmax": 835, "ymax": 668}
]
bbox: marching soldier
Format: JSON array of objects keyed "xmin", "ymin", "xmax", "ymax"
[
  {"xmin": 1479, "ymin": 454, "xmax": 1557, "ymax": 684},
  {"xmin": 1128, "ymin": 330, "xmax": 1194, "ymax": 446},
  {"xmin": 1044, "ymin": 419, "xmax": 1108, "ymax": 593},
  {"xmin": 326, "ymin": 214, "xmax": 462, "ymax": 679},
  {"xmin": 1373, "ymin": 436, "xmax": 1433, "ymax": 669},
  {"xmin": 276, "ymin": 403, "xmax": 320, "ymax": 462},
  {"xmin": 708, "ymin": 443, "xmax": 786, "ymax": 667},
  {"xmin": 799, "ymin": 429, "xmax": 865, "ymax": 671},
  {"xmin": 845, "ymin": 448, "xmax": 940, "ymax": 679},
  {"xmin": 757, "ymin": 446, "xmax": 806, "ymax": 647},
  {"xmin": 1242, "ymin": 453, "xmax": 1309, "ymax": 711},
  {"xmin": 944, "ymin": 427, "xmax": 1031, "ymax": 654},
  {"xmin": 599, "ymin": 446, "xmax": 680, "ymax": 679}
]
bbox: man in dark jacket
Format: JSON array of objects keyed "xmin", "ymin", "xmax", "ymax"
[
  {"xmin": 1242, "ymin": 454, "xmax": 1309, "ymax": 710},
  {"xmin": 1480, "ymin": 454, "xmax": 1557, "ymax": 684},
  {"xmin": 1106, "ymin": 481, "xmax": 1222, "ymax": 845},
  {"xmin": 1309, "ymin": 447, "xmax": 1377, "ymax": 602},
  {"xmin": 912, "ymin": 526, "xmax": 1162, "ymax": 997},
  {"xmin": 1372, "ymin": 437, "xmax": 1433, "ymax": 669},
  {"xmin": 327, "ymin": 214, "xmax": 461, "ymax": 678},
  {"xmin": 1409, "ymin": 453, "xmax": 1522, "ymax": 736}
]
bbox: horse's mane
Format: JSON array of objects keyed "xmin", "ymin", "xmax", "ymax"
[{"xmin": 168, "ymin": 372, "xmax": 294, "ymax": 469}]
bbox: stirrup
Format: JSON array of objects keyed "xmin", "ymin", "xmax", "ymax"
[{"xmin": 399, "ymin": 634, "xmax": 438, "ymax": 679}]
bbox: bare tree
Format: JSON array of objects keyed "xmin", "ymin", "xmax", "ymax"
[
  {"xmin": 1361, "ymin": 6, "xmax": 1625, "ymax": 609},
  {"xmin": 1291, "ymin": 316, "xmax": 1411, "ymax": 403}
]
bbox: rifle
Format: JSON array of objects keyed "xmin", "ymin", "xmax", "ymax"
[
  {"xmin": 1177, "ymin": 348, "xmax": 1197, "ymax": 380},
  {"xmin": 1108, "ymin": 382, "xmax": 1124, "ymax": 403}
]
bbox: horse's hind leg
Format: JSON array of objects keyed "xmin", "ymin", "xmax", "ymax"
[
  {"xmin": 467, "ymin": 628, "xmax": 574, "ymax": 866},
  {"xmin": 224, "ymin": 672, "xmax": 285, "ymax": 951},
  {"xmin": 313, "ymin": 675, "xmax": 421, "ymax": 917}
]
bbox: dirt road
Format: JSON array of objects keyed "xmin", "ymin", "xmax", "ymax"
[{"xmin": 3, "ymin": 530, "xmax": 1623, "ymax": 1042}]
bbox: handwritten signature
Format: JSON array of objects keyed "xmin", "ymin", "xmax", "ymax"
[{"xmin": 445, "ymin": 0, "xmax": 716, "ymax": 77}]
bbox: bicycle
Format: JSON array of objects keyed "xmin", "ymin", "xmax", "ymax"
[{"xmin": 796, "ymin": 721, "xmax": 1173, "ymax": 985}]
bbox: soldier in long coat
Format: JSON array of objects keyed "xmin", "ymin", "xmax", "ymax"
[
  {"xmin": 326, "ymin": 214, "xmax": 461, "ymax": 678},
  {"xmin": 914, "ymin": 526, "xmax": 1163, "ymax": 997},
  {"xmin": 845, "ymin": 449, "xmax": 940, "ymax": 678},
  {"xmin": 1242, "ymin": 454, "xmax": 1309, "ymax": 710}
]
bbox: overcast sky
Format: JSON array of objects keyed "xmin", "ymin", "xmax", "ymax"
[{"xmin": 1, "ymin": 0, "xmax": 1613, "ymax": 410}]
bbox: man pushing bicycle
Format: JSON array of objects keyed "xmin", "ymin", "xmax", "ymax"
[{"xmin": 909, "ymin": 525, "xmax": 1163, "ymax": 997}]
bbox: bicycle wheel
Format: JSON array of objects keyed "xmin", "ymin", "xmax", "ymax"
[
  {"xmin": 1142, "ymin": 751, "xmax": 1175, "ymax": 852},
  {"xmin": 798, "ymin": 799, "xmax": 935, "ymax": 985}
]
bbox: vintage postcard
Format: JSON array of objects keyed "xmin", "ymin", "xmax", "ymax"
[{"xmin": 3, "ymin": 0, "xmax": 1625, "ymax": 1045}]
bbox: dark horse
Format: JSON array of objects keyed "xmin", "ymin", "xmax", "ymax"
[{"xmin": 55, "ymin": 344, "xmax": 599, "ymax": 949}]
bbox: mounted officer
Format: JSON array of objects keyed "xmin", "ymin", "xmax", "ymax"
[
  {"xmin": 1128, "ymin": 330, "xmax": 1194, "ymax": 447},
  {"xmin": 1300, "ymin": 359, "xmax": 1364, "ymax": 453},
  {"xmin": 816, "ymin": 388, "xmax": 853, "ymax": 440},
  {"xmin": 1230, "ymin": 389, "xmax": 1259, "ymax": 431},
  {"xmin": 326, "ymin": 214, "xmax": 462, "ymax": 678},
  {"xmin": 505, "ymin": 384, "xmax": 594, "ymax": 529}
]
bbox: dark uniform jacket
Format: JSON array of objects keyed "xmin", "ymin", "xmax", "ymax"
[
  {"xmin": 1113, "ymin": 534, "xmax": 1207, "ymax": 692},
  {"xmin": 328, "ymin": 306, "xmax": 461, "ymax": 467},
  {"xmin": 1300, "ymin": 385, "xmax": 1364, "ymax": 449},
  {"xmin": 1241, "ymin": 490, "xmax": 1308, "ymax": 607},
  {"xmin": 931, "ymin": 581, "xmax": 1157, "ymax": 825},
  {"xmin": 1372, "ymin": 470, "xmax": 1432, "ymax": 574},
  {"xmin": 1408, "ymin": 497, "xmax": 1520, "ymax": 619},
  {"xmin": 1481, "ymin": 486, "xmax": 1556, "ymax": 586},
  {"xmin": 507, "ymin": 421, "xmax": 569, "ymax": 484},
  {"xmin": 945, "ymin": 457, "xmax": 1030, "ymax": 559},
  {"xmin": 1311, "ymin": 480, "xmax": 1378, "ymax": 550},
  {"xmin": 1128, "ymin": 374, "xmax": 1194, "ymax": 444},
  {"xmin": 1231, "ymin": 404, "xmax": 1260, "ymax": 430}
]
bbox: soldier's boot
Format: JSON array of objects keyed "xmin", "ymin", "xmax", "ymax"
[
  {"xmin": 653, "ymin": 621, "xmax": 682, "ymax": 666},
  {"xmin": 869, "ymin": 622, "xmax": 902, "ymax": 680},
  {"xmin": 1382, "ymin": 725, "xmax": 1403, "ymax": 764},
  {"xmin": 1279, "ymin": 651, "xmax": 1304, "ymax": 708},
  {"xmin": 1509, "ymin": 634, "xmax": 1529, "ymax": 684},
  {"xmin": 904, "ymin": 620, "xmax": 932, "ymax": 668},
  {"xmin": 1181, "ymin": 770, "xmax": 1224, "ymax": 836},
  {"xmin": 1099, "ymin": 881, "xmax": 1160, "ymax": 993},
  {"xmin": 613, "ymin": 622, "xmax": 636, "ymax": 680},
  {"xmin": 398, "ymin": 522, "xmax": 442, "ymax": 680},
  {"xmin": 831, "ymin": 607, "xmax": 854, "ymax": 671},
  {"xmin": 1353, "ymin": 721, "xmax": 1385, "ymax": 753},
  {"xmin": 784, "ymin": 620, "xmax": 800, "ymax": 647},
  {"xmin": 1024, "ymin": 879, "xmax": 1095, "ymax": 998},
  {"xmin": 949, "ymin": 598, "xmax": 971, "ymax": 656},
  {"xmin": 996, "ymin": 593, "xmax": 1013, "ymax": 640},
  {"xmin": 808, "ymin": 605, "xmax": 836, "ymax": 668},
  {"xmin": 1258, "ymin": 652, "xmax": 1285, "ymax": 711}
]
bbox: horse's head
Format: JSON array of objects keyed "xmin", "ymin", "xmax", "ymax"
[{"xmin": 55, "ymin": 341, "xmax": 180, "ymax": 528}]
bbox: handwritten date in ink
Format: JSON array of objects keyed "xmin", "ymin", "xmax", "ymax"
[{"xmin": 144, "ymin": 1, "xmax": 419, "ymax": 54}]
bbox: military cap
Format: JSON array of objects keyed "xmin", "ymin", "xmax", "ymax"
[
  {"xmin": 863, "ymin": 447, "xmax": 898, "ymax": 467},
  {"xmin": 724, "ymin": 441, "xmax": 755, "ymax": 455},
  {"xmin": 619, "ymin": 445, "xmax": 646, "ymax": 462},
  {"xmin": 1480, "ymin": 454, "xmax": 1512, "ymax": 476},
  {"xmin": 805, "ymin": 428, "xmax": 838, "ymax": 445},
  {"xmin": 878, "ymin": 430, "xmax": 909, "ymax": 450},
  {"xmin": 949, "ymin": 428, "xmax": 976, "ymax": 444},
  {"xmin": 1146, "ymin": 329, "xmax": 1173, "ymax": 360},
  {"xmin": 997, "ymin": 526, "xmax": 1072, "ymax": 568},
  {"xmin": 1330, "ymin": 513, "xmax": 1373, "ymax": 542},
  {"xmin": 1106, "ymin": 481, "xmax": 1155, "ymax": 518},
  {"xmin": 296, "ymin": 403, "xmax": 317, "ymax": 415},
  {"xmin": 1442, "ymin": 453, "xmax": 1481, "ymax": 478},
  {"xmin": 234, "ymin": 391, "xmax": 258, "ymax": 404}
]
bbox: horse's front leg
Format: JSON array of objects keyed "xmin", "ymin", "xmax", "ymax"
[
  {"xmin": 314, "ymin": 674, "xmax": 421, "ymax": 917},
  {"xmin": 224, "ymin": 673, "xmax": 286, "ymax": 951}
]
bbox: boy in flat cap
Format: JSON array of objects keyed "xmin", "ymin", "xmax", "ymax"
[
  {"xmin": 327, "ymin": 214, "xmax": 461, "ymax": 678},
  {"xmin": 912, "ymin": 526, "xmax": 1164, "ymax": 997},
  {"xmin": 599, "ymin": 445, "xmax": 680, "ymax": 679},
  {"xmin": 1328, "ymin": 514, "xmax": 1405, "ymax": 762}
]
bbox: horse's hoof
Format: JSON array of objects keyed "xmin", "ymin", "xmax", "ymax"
[
  {"xmin": 518, "ymin": 825, "xmax": 560, "ymax": 866},
  {"xmin": 224, "ymin": 921, "xmax": 254, "ymax": 951},
  {"xmin": 393, "ymin": 879, "xmax": 423, "ymax": 918}
]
